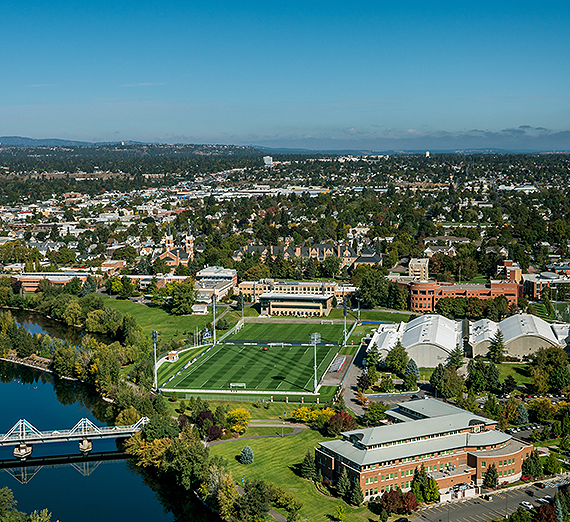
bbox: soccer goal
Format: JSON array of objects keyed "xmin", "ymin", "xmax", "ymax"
[
  {"xmin": 320, "ymin": 319, "xmax": 334, "ymax": 325},
  {"xmin": 230, "ymin": 382, "xmax": 247, "ymax": 390}
]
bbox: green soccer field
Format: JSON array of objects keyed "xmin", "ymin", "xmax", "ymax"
[
  {"xmin": 225, "ymin": 322, "xmax": 345, "ymax": 345},
  {"xmin": 162, "ymin": 342, "xmax": 340, "ymax": 393}
]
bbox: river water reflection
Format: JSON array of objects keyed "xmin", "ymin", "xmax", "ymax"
[{"xmin": 0, "ymin": 315, "xmax": 218, "ymax": 522}]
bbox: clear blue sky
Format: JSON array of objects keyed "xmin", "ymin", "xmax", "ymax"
[{"xmin": 2, "ymin": 1, "xmax": 570, "ymax": 150}]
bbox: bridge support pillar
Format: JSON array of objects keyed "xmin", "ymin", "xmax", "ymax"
[
  {"xmin": 13, "ymin": 443, "xmax": 32, "ymax": 460},
  {"xmin": 79, "ymin": 439, "xmax": 93, "ymax": 454}
]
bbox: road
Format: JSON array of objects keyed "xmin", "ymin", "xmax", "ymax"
[{"xmin": 416, "ymin": 483, "xmax": 560, "ymax": 522}]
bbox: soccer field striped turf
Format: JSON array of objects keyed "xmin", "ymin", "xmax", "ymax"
[
  {"xmin": 226, "ymin": 322, "xmax": 344, "ymax": 344},
  {"xmin": 166, "ymin": 342, "xmax": 339, "ymax": 392}
]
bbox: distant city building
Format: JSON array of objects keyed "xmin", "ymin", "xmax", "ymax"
[
  {"xmin": 497, "ymin": 260, "xmax": 522, "ymax": 283},
  {"xmin": 263, "ymin": 156, "xmax": 273, "ymax": 166},
  {"xmin": 196, "ymin": 266, "xmax": 238, "ymax": 286}
]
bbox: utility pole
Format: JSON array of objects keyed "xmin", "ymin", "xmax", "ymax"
[
  {"xmin": 152, "ymin": 330, "xmax": 158, "ymax": 391},
  {"xmin": 212, "ymin": 294, "xmax": 217, "ymax": 345}
]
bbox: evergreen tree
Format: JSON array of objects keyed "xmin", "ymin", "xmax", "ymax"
[
  {"xmin": 446, "ymin": 346, "xmax": 465, "ymax": 369},
  {"xmin": 544, "ymin": 454, "xmax": 561, "ymax": 476},
  {"xmin": 239, "ymin": 445, "xmax": 254, "ymax": 465},
  {"xmin": 336, "ymin": 468, "xmax": 351, "ymax": 500},
  {"xmin": 485, "ymin": 362, "xmax": 501, "ymax": 393},
  {"xmin": 425, "ymin": 478, "xmax": 440, "ymax": 503},
  {"xmin": 430, "ymin": 364, "xmax": 445, "ymax": 393},
  {"xmin": 350, "ymin": 481, "xmax": 364, "ymax": 506},
  {"xmin": 503, "ymin": 375, "xmax": 518, "ymax": 395},
  {"xmin": 555, "ymin": 498, "xmax": 564, "ymax": 522},
  {"xmin": 488, "ymin": 330, "xmax": 505, "ymax": 363},
  {"xmin": 484, "ymin": 463, "xmax": 499, "ymax": 488},
  {"xmin": 516, "ymin": 403, "xmax": 529, "ymax": 425},
  {"xmin": 405, "ymin": 358, "xmax": 420, "ymax": 380},
  {"xmin": 301, "ymin": 450, "xmax": 316, "ymax": 480},
  {"xmin": 522, "ymin": 450, "xmax": 543, "ymax": 478}
]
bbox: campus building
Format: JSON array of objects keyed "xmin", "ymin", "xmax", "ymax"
[
  {"xmin": 315, "ymin": 398, "xmax": 532, "ymax": 500},
  {"xmin": 196, "ymin": 266, "xmax": 238, "ymax": 286},
  {"xmin": 408, "ymin": 258, "xmax": 429, "ymax": 280},
  {"xmin": 409, "ymin": 280, "xmax": 521, "ymax": 313},
  {"xmin": 258, "ymin": 292, "xmax": 334, "ymax": 317},
  {"xmin": 369, "ymin": 313, "xmax": 570, "ymax": 367},
  {"xmin": 238, "ymin": 279, "xmax": 356, "ymax": 302},
  {"xmin": 12, "ymin": 272, "xmax": 94, "ymax": 292}
]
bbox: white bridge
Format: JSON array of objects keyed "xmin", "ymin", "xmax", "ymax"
[{"xmin": 0, "ymin": 418, "xmax": 149, "ymax": 459}]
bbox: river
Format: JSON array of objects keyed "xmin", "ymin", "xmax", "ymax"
[{"xmin": 0, "ymin": 313, "xmax": 218, "ymax": 522}]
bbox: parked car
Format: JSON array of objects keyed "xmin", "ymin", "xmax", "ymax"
[
  {"xmin": 520, "ymin": 501, "xmax": 534, "ymax": 510},
  {"xmin": 544, "ymin": 496, "xmax": 554, "ymax": 504}
]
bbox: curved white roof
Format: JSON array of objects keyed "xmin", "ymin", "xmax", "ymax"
[
  {"xmin": 402, "ymin": 314, "xmax": 460, "ymax": 352},
  {"xmin": 499, "ymin": 313, "xmax": 559, "ymax": 346},
  {"xmin": 470, "ymin": 318, "xmax": 498, "ymax": 346}
]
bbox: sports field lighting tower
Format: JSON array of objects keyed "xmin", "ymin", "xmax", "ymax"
[
  {"xmin": 212, "ymin": 294, "xmax": 217, "ymax": 345},
  {"xmin": 152, "ymin": 330, "xmax": 158, "ymax": 391},
  {"xmin": 343, "ymin": 295, "xmax": 348, "ymax": 346},
  {"xmin": 310, "ymin": 332, "xmax": 321, "ymax": 394}
]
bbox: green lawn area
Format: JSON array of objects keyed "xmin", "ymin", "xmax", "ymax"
[
  {"xmin": 531, "ymin": 302, "xmax": 554, "ymax": 322},
  {"xmin": 164, "ymin": 399, "xmax": 299, "ymax": 420},
  {"xmin": 419, "ymin": 367, "xmax": 434, "ymax": 381},
  {"xmin": 242, "ymin": 426, "xmax": 295, "ymax": 437},
  {"xmin": 210, "ymin": 429, "xmax": 374, "ymax": 522},
  {"xmin": 466, "ymin": 273, "xmax": 487, "ymax": 284},
  {"xmin": 329, "ymin": 309, "xmax": 411, "ymax": 323},
  {"xmin": 163, "ymin": 342, "xmax": 339, "ymax": 393},
  {"xmin": 497, "ymin": 362, "xmax": 532, "ymax": 386},
  {"xmin": 226, "ymin": 322, "xmax": 344, "ymax": 344},
  {"xmin": 101, "ymin": 296, "xmax": 216, "ymax": 342}
]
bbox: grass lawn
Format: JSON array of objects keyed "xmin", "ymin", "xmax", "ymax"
[
  {"xmin": 163, "ymin": 342, "xmax": 339, "ymax": 393},
  {"xmin": 329, "ymin": 309, "xmax": 411, "ymax": 323},
  {"xmin": 466, "ymin": 274, "xmax": 488, "ymax": 284},
  {"xmin": 497, "ymin": 362, "xmax": 532, "ymax": 386},
  {"xmin": 242, "ymin": 426, "xmax": 295, "ymax": 437},
  {"xmin": 209, "ymin": 429, "xmax": 374, "ymax": 522},
  {"xmin": 531, "ymin": 302, "xmax": 554, "ymax": 322},
  {"xmin": 101, "ymin": 296, "xmax": 217, "ymax": 342},
  {"xmin": 163, "ymin": 399, "xmax": 297, "ymax": 420},
  {"xmin": 419, "ymin": 367, "xmax": 434, "ymax": 381},
  {"xmin": 226, "ymin": 322, "xmax": 344, "ymax": 345}
]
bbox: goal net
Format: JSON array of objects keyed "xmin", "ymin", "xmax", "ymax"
[{"xmin": 229, "ymin": 383, "xmax": 247, "ymax": 389}]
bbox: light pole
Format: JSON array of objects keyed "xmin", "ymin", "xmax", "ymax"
[
  {"xmin": 212, "ymin": 294, "xmax": 217, "ymax": 345},
  {"xmin": 356, "ymin": 297, "xmax": 361, "ymax": 323},
  {"xmin": 152, "ymin": 330, "xmax": 158, "ymax": 391},
  {"xmin": 310, "ymin": 333, "xmax": 321, "ymax": 393},
  {"xmin": 343, "ymin": 295, "xmax": 347, "ymax": 346},
  {"xmin": 239, "ymin": 292, "xmax": 244, "ymax": 322}
]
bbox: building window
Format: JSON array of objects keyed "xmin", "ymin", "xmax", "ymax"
[
  {"xmin": 481, "ymin": 462, "xmax": 486, "ymax": 467},
  {"xmin": 482, "ymin": 472, "xmax": 486, "ymax": 478}
]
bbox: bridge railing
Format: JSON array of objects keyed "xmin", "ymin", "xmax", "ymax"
[{"xmin": 0, "ymin": 417, "xmax": 149, "ymax": 445}]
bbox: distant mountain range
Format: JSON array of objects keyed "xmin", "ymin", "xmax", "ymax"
[{"xmin": 0, "ymin": 136, "xmax": 564, "ymax": 155}]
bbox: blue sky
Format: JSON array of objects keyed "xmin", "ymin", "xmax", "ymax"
[{"xmin": 1, "ymin": 1, "xmax": 570, "ymax": 150}]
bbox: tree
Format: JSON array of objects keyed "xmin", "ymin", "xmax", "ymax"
[
  {"xmin": 503, "ymin": 375, "xmax": 518, "ymax": 395},
  {"xmin": 446, "ymin": 346, "xmax": 465, "ymax": 369},
  {"xmin": 522, "ymin": 450, "xmax": 543, "ymax": 478},
  {"xmin": 488, "ymin": 330, "xmax": 505, "ymax": 363},
  {"xmin": 544, "ymin": 454, "xmax": 561, "ymax": 476},
  {"xmin": 430, "ymin": 364, "xmax": 445, "ymax": 392},
  {"xmin": 357, "ymin": 267, "xmax": 389, "ymax": 308},
  {"xmin": 334, "ymin": 504, "xmax": 346, "ymax": 522},
  {"xmin": 217, "ymin": 471, "xmax": 239, "ymax": 519},
  {"xmin": 386, "ymin": 342, "xmax": 408, "ymax": 376},
  {"xmin": 227, "ymin": 408, "xmax": 251, "ymax": 434},
  {"xmin": 439, "ymin": 367, "xmax": 465, "ymax": 398},
  {"xmin": 483, "ymin": 394, "xmax": 502, "ymax": 420},
  {"xmin": 170, "ymin": 282, "xmax": 196, "ymax": 315},
  {"xmin": 235, "ymin": 479, "xmax": 271, "ymax": 521},
  {"xmin": 349, "ymin": 481, "xmax": 364, "ymax": 506},
  {"xmin": 425, "ymin": 477, "xmax": 440, "ymax": 503},
  {"xmin": 365, "ymin": 401, "xmax": 388, "ymax": 426},
  {"xmin": 301, "ymin": 450, "xmax": 316, "ymax": 480},
  {"xmin": 336, "ymin": 468, "xmax": 351, "ymax": 500},
  {"xmin": 239, "ymin": 445, "xmax": 254, "ymax": 465},
  {"xmin": 535, "ymin": 504, "xmax": 556, "ymax": 522},
  {"xmin": 516, "ymin": 403, "xmax": 529, "ymax": 425},
  {"xmin": 356, "ymin": 372, "xmax": 370, "ymax": 392},
  {"xmin": 484, "ymin": 463, "xmax": 498, "ymax": 488},
  {"xmin": 550, "ymin": 367, "xmax": 570, "ymax": 393},
  {"xmin": 403, "ymin": 374, "xmax": 417, "ymax": 391},
  {"xmin": 555, "ymin": 498, "xmax": 564, "ymax": 522},
  {"xmin": 485, "ymin": 362, "xmax": 501, "ymax": 393},
  {"xmin": 405, "ymin": 358, "xmax": 420, "ymax": 380}
]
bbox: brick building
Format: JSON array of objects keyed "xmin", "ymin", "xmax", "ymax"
[
  {"xmin": 409, "ymin": 280, "xmax": 521, "ymax": 313},
  {"xmin": 315, "ymin": 398, "xmax": 532, "ymax": 501}
]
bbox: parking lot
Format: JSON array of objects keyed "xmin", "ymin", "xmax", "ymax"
[{"xmin": 415, "ymin": 481, "xmax": 566, "ymax": 522}]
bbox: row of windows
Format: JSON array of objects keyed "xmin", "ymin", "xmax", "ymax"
[
  {"xmin": 481, "ymin": 456, "xmax": 518, "ymax": 468},
  {"xmin": 361, "ymin": 448, "xmax": 456, "ymax": 470},
  {"xmin": 365, "ymin": 482, "xmax": 412, "ymax": 496}
]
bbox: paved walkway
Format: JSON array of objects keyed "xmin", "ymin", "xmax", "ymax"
[
  {"xmin": 341, "ymin": 343, "xmax": 367, "ymax": 417},
  {"xmin": 208, "ymin": 421, "xmax": 308, "ymax": 446}
]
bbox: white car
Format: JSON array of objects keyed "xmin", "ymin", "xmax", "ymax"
[{"xmin": 520, "ymin": 501, "xmax": 534, "ymax": 510}]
